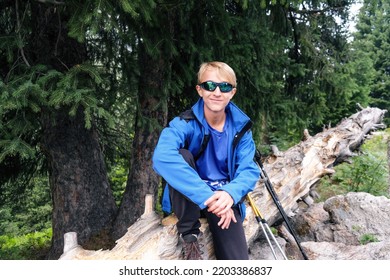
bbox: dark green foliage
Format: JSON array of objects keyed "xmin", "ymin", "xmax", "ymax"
[
  {"xmin": 353, "ymin": 0, "xmax": 390, "ymax": 125},
  {"xmin": 0, "ymin": 63, "xmax": 114, "ymax": 191},
  {"xmin": 0, "ymin": 175, "xmax": 51, "ymax": 236}
]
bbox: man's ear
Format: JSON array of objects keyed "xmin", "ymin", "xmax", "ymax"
[
  {"xmin": 230, "ymin": 87, "xmax": 237, "ymax": 99},
  {"xmin": 196, "ymin": 85, "xmax": 203, "ymax": 97}
]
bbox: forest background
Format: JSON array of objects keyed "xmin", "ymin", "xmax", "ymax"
[{"xmin": 0, "ymin": 0, "xmax": 389, "ymax": 260}]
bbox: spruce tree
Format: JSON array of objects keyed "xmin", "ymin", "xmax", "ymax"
[
  {"xmin": 0, "ymin": 0, "xmax": 119, "ymax": 258},
  {"xmin": 353, "ymin": 0, "xmax": 390, "ymax": 125}
]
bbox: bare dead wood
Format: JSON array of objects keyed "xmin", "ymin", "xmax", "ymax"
[
  {"xmin": 59, "ymin": 106, "xmax": 387, "ymax": 260},
  {"xmin": 388, "ymin": 136, "xmax": 390, "ymax": 196}
]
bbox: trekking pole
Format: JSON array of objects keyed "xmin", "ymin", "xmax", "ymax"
[
  {"xmin": 254, "ymin": 150, "xmax": 309, "ymax": 260},
  {"xmin": 247, "ymin": 193, "xmax": 288, "ymax": 260}
]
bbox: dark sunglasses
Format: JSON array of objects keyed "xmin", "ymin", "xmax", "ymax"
[{"xmin": 198, "ymin": 81, "xmax": 234, "ymax": 93}]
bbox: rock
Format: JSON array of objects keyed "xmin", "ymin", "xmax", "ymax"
[
  {"xmin": 293, "ymin": 192, "xmax": 390, "ymax": 259},
  {"xmin": 302, "ymin": 241, "xmax": 390, "ymax": 260},
  {"xmin": 324, "ymin": 192, "xmax": 390, "ymax": 245}
]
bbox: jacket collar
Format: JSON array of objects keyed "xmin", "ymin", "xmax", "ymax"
[{"xmin": 192, "ymin": 98, "xmax": 251, "ymax": 132}]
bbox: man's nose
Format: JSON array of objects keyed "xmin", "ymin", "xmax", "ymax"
[{"xmin": 213, "ymin": 87, "xmax": 222, "ymax": 95}]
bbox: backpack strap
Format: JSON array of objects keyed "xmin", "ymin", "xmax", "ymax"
[
  {"xmin": 179, "ymin": 109, "xmax": 195, "ymax": 122},
  {"xmin": 178, "ymin": 109, "xmax": 210, "ymax": 160},
  {"xmin": 232, "ymin": 121, "xmax": 253, "ymax": 151},
  {"xmin": 194, "ymin": 134, "xmax": 210, "ymax": 161}
]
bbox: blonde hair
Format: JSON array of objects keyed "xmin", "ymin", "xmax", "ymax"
[{"xmin": 197, "ymin": 61, "xmax": 237, "ymax": 87}]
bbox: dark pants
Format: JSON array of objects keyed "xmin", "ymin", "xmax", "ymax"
[{"xmin": 169, "ymin": 149, "xmax": 249, "ymax": 260}]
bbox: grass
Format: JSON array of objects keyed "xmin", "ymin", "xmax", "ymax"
[{"xmin": 359, "ymin": 234, "xmax": 380, "ymax": 245}]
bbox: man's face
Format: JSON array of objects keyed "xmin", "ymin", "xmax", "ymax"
[{"xmin": 196, "ymin": 68, "xmax": 236, "ymax": 115}]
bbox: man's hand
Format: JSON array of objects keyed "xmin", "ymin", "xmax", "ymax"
[
  {"xmin": 204, "ymin": 190, "xmax": 234, "ymax": 216},
  {"xmin": 218, "ymin": 208, "xmax": 237, "ymax": 229}
]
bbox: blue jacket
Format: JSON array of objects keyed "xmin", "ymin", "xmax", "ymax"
[{"xmin": 152, "ymin": 98, "xmax": 260, "ymax": 217}]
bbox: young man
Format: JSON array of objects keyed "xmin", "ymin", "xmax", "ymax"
[{"xmin": 152, "ymin": 61, "xmax": 260, "ymax": 260}]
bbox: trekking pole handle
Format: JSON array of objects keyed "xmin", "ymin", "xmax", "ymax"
[{"xmin": 246, "ymin": 193, "xmax": 262, "ymax": 219}]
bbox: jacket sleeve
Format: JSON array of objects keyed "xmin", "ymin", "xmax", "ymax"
[
  {"xmin": 220, "ymin": 130, "xmax": 260, "ymax": 205},
  {"xmin": 152, "ymin": 117, "xmax": 214, "ymax": 209}
]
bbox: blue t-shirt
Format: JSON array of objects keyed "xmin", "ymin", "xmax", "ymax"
[{"xmin": 196, "ymin": 118, "xmax": 229, "ymax": 189}]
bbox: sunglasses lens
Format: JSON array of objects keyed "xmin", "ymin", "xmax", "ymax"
[
  {"xmin": 219, "ymin": 82, "xmax": 233, "ymax": 92},
  {"xmin": 202, "ymin": 81, "xmax": 217, "ymax": 91}
]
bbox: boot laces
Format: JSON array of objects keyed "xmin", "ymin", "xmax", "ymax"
[{"xmin": 182, "ymin": 234, "xmax": 204, "ymax": 260}]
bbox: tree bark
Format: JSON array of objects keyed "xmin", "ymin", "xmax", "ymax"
[
  {"xmin": 109, "ymin": 42, "xmax": 166, "ymax": 240},
  {"xmin": 30, "ymin": 2, "xmax": 117, "ymax": 259},
  {"xmin": 42, "ymin": 107, "xmax": 117, "ymax": 259},
  {"xmin": 58, "ymin": 106, "xmax": 387, "ymax": 260},
  {"xmin": 111, "ymin": 4, "xmax": 177, "ymax": 240}
]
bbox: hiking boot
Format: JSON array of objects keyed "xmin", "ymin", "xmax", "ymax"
[{"xmin": 181, "ymin": 234, "xmax": 203, "ymax": 260}]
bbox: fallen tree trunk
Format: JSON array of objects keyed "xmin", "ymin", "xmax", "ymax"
[{"xmin": 59, "ymin": 106, "xmax": 387, "ymax": 260}]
